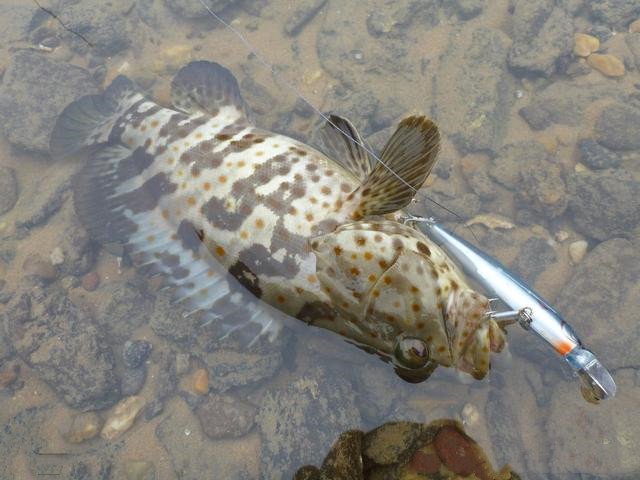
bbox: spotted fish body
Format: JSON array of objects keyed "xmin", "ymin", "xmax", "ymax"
[{"xmin": 51, "ymin": 61, "xmax": 506, "ymax": 380}]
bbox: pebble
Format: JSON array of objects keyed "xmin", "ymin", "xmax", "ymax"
[
  {"xmin": 578, "ymin": 139, "xmax": 621, "ymax": 170},
  {"xmin": 555, "ymin": 230, "xmax": 570, "ymax": 242},
  {"xmin": 22, "ymin": 255, "xmax": 57, "ymax": 282},
  {"xmin": 630, "ymin": 19, "xmax": 640, "ymax": 33},
  {"xmin": 175, "ymin": 353, "xmax": 190, "ymax": 376},
  {"xmin": 122, "ymin": 340, "xmax": 152, "ymax": 369},
  {"xmin": 588, "ymin": 54, "xmax": 625, "ymax": 77},
  {"xmin": 101, "ymin": 395, "xmax": 146, "ymax": 441},
  {"xmin": 461, "ymin": 403, "xmax": 480, "ymax": 427},
  {"xmin": 568, "ymin": 240, "xmax": 588, "ymax": 264},
  {"xmin": 573, "ymin": 33, "xmax": 600, "ymax": 57},
  {"xmin": 124, "ymin": 460, "xmax": 155, "ymax": 480},
  {"xmin": 60, "ymin": 412, "xmax": 102, "ymax": 443},
  {"xmin": 193, "ymin": 368, "xmax": 209, "ymax": 395},
  {"xmin": 81, "ymin": 271, "xmax": 100, "ymax": 291},
  {"xmin": 49, "ymin": 247, "xmax": 64, "ymax": 266}
]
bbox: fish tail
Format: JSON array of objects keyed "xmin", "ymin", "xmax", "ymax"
[{"xmin": 49, "ymin": 75, "xmax": 141, "ymax": 157}]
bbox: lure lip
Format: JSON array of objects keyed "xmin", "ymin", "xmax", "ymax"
[{"xmin": 410, "ymin": 216, "xmax": 617, "ymax": 401}]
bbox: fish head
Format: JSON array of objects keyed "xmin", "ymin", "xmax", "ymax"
[
  {"xmin": 445, "ymin": 289, "xmax": 507, "ymax": 379},
  {"xmin": 311, "ymin": 221, "xmax": 505, "ymax": 378}
]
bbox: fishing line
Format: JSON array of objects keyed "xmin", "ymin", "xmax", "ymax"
[{"xmin": 195, "ymin": 0, "xmax": 470, "ymax": 229}]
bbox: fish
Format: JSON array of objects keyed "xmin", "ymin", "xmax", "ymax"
[{"xmin": 50, "ymin": 60, "xmax": 508, "ymax": 381}]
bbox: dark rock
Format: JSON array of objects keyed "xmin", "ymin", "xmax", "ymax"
[
  {"xmin": 70, "ymin": 462, "xmax": 91, "ymax": 480},
  {"xmin": 201, "ymin": 348, "xmax": 283, "ymax": 393},
  {"xmin": 518, "ymin": 82, "xmax": 619, "ymax": 131},
  {"xmin": 586, "ymin": 0, "xmax": 640, "ymax": 28},
  {"xmin": 121, "ymin": 366, "xmax": 147, "ymax": 396},
  {"xmin": 434, "ymin": 27, "xmax": 513, "ymax": 154},
  {"xmin": 464, "ymin": 168, "xmax": 498, "ymax": 200},
  {"xmin": 3, "ymin": 285, "xmax": 119, "ymax": 410},
  {"xmin": 0, "ymin": 50, "xmax": 98, "ymax": 153},
  {"xmin": 54, "ymin": 1, "xmax": 132, "ymax": 57},
  {"xmin": 257, "ymin": 366, "xmax": 361, "ymax": 479},
  {"xmin": 590, "ymin": 25, "xmax": 614, "ymax": 43},
  {"xmin": 595, "ymin": 103, "xmax": 640, "ymax": 151},
  {"xmin": 123, "ymin": 340, "xmax": 153, "ymax": 369},
  {"xmin": 566, "ymin": 169, "xmax": 640, "ymax": 241},
  {"xmin": 452, "ymin": 0, "xmax": 485, "ymax": 20},
  {"xmin": 507, "ymin": 2, "xmax": 573, "ymax": 77},
  {"xmin": 284, "ymin": 0, "xmax": 328, "ymax": 36},
  {"xmin": 489, "ymin": 141, "xmax": 548, "ymax": 189},
  {"xmin": 509, "ymin": 237, "xmax": 557, "ymax": 285},
  {"xmin": 627, "ymin": 34, "xmax": 640, "ymax": 70},
  {"xmin": 578, "ymin": 139, "xmax": 621, "ymax": 169},
  {"xmin": 93, "ymin": 281, "xmax": 153, "ymax": 342},
  {"xmin": 0, "ymin": 167, "xmax": 18, "ymax": 215},
  {"xmin": 555, "ymin": 238, "xmax": 640, "ymax": 370},
  {"xmin": 195, "ymin": 393, "xmax": 256, "ymax": 439},
  {"xmin": 317, "ymin": 4, "xmax": 416, "ymax": 90},
  {"xmin": 151, "ymin": 289, "xmax": 201, "ymax": 345},
  {"xmin": 155, "ymin": 351, "xmax": 178, "ymax": 400},
  {"xmin": 353, "ymin": 364, "xmax": 408, "ymax": 423},
  {"xmin": 517, "ymin": 158, "xmax": 567, "ymax": 219},
  {"xmin": 318, "ymin": 430, "xmax": 364, "ymax": 479},
  {"xmin": 366, "ymin": 1, "xmax": 438, "ymax": 37},
  {"xmin": 144, "ymin": 398, "xmax": 165, "ymax": 420}
]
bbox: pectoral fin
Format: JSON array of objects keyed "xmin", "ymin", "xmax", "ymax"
[
  {"xmin": 353, "ymin": 116, "xmax": 440, "ymax": 218},
  {"xmin": 318, "ymin": 114, "xmax": 374, "ymax": 181}
]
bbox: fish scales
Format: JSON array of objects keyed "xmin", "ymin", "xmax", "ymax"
[{"xmin": 51, "ymin": 60, "xmax": 508, "ymax": 380}]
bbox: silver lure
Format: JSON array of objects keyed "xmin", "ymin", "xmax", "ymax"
[{"xmin": 406, "ymin": 215, "xmax": 616, "ymax": 402}]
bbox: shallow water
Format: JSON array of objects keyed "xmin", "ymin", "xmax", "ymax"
[{"xmin": 0, "ymin": 0, "xmax": 639, "ymax": 479}]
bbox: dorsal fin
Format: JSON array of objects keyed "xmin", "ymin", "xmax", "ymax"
[
  {"xmin": 318, "ymin": 114, "xmax": 374, "ymax": 181},
  {"xmin": 170, "ymin": 61, "xmax": 251, "ymax": 119},
  {"xmin": 353, "ymin": 116, "xmax": 440, "ymax": 218}
]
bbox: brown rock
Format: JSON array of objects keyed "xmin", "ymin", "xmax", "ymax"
[
  {"xmin": 60, "ymin": 412, "xmax": 102, "ymax": 443},
  {"xmin": 23, "ymin": 255, "xmax": 57, "ymax": 282},
  {"xmin": 434, "ymin": 425, "xmax": 490, "ymax": 480},
  {"xmin": 588, "ymin": 54, "xmax": 625, "ymax": 77},
  {"xmin": 81, "ymin": 271, "xmax": 100, "ymax": 291},
  {"xmin": 193, "ymin": 368, "xmax": 209, "ymax": 395},
  {"xmin": 0, "ymin": 365, "xmax": 18, "ymax": 389},
  {"xmin": 573, "ymin": 33, "xmax": 599, "ymax": 57},
  {"xmin": 629, "ymin": 19, "xmax": 640, "ymax": 33}
]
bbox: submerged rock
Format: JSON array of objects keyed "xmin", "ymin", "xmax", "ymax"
[
  {"xmin": 595, "ymin": 103, "xmax": 640, "ymax": 151},
  {"xmin": 0, "ymin": 50, "xmax": 98, "ymax": 153},
  {"xmin": 587, "ymin": 0, "xmax": 640, "ymax": 29},
  {"xmin": 588, "ymin": 53, "xmax": 625, "ymax": 77},
  {"xmin": 283, "ymin": 0, "xmax": 328, "ymax": 36},
  {"xmin": 123, "ymin": 340, "xmax": 153, "ymax": 369},
  {"xmin": 257, "ymin": 366, "xmax": 361, "ymax": 479},
  {"xmin": 578, "ymin": 139, "xmax": 621, "ymax": 169},
  {"xmin": 59, "ymin": 412, "xmax": 103, "ymax": 444},
  {"xmin": 434, "ymin": 27, "xmax": 513, "ymax": 154},
  {"xmin": 195, "ymin": 393, "xmax": 256, "ymax": 439},
  {"xmin": 566, "ymin": 169, "xmax": 640, "ymax": 241},
  {"xmin": 101, "ymin": 395, "xmax": 146, "ymax": 441}
]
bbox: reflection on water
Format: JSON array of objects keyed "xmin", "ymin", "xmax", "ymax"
[{"xmin": 0, "ymin": 0, "xmax": 639, "ymax": 479}]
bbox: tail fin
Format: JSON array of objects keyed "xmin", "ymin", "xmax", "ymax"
[{"xmin": 50, "ymin": 76, "xmax": 142, "ymax": 157}]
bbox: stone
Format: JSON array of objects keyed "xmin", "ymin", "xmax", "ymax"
[
  {"xmin": 489, "ymin": 141, "xmax": 548, "ymax": 190},
  {"xmin": 94, "ymin": 282, "xmax": 153, "ymax": 343},
  {"xmin": 60, "ymin": 412, "xmax": 102, "ymax": 443},
  {"xmin": 352, "ymin": 363, "xmax": 407, "ymax": 422},
  {"xmin": 124, "ymin": 460, "xmax": 156, "ymax": 480},
  {"xmin": 517, "ymin": 159, "xmax": 568, "ymax": 219},
  {"xmin": 568, "ymin": 240, "xmax": 588, "ymax": 264},
  {"xmin": 195, "ymin": 393, "xmax": 256, "ymax": 439},
  {"xmin": 566, "ymin": 169, "xmax": 640, "ymax": 241},
  {"xmin": 573, "ymin": 32, "xmax": 599, "ymax": 57},
  {"xmin": 366, "ymin": 1, "xmax": 438, "ymax": 37},
  {"xmin": 630, "ymin": 18, "xmax": 640, "ymax": 33},
  {"xmin": 22, "ymin": 255, "xmax": 58, "ymax": 282},
  {"xmin": 0, "ymin": 50, "xmax": 98, "ymax": 153},
  {"xmin": 507, "ymin": 3, "xmax": 574, "ymax": 77},
  {"xmin": 596, "ymin": 103, "xmax": 640, "ymax": 151},
  {"xmin": 509, "ymin": 237, "xmax": 557, "ymax": 285},
  {"xmin": 144, "ymin": 398, "xmax": 165, "ymax": 421},
  {"xmin": 0, "ymin": 167, "xmax": 18, "ymax": 215},
  {"xmin": 318, "ymin": 430, "xmax": 364, "ymax": 479},
  {"xmin": 578, "ymin": 139, "xmax": 621, "ymax": 169},
  {"xmin": 434, "ymin": 27, "xmax": 513, "ymax": 154},
  {"xmin": 121, "ymin": 366, "xmax": 147, "ymax": 396},
  {"xmin": 283, "ymin": 0, "xmax": 328, "ymax": 36},
  {"xmin": 201, "ymin": 348, "xmax": 283, "ymax": 393},
  {"xmin": 452, "ymin": 0, "xmax": 485, "ymax": 20},
  {"xmin": 363, "ymin": 422, "xmax": 424, "ymax": 466},
  {"xmin": 257, "ymin": 366, "xmax": 361, "ymax": 479},
  {"xmin": 556, "ymin": 239, "xmax": 640, "ymax": 370},
  {"xmin": 547, "ymin": 374, "xmax": 640, "ymax": 478},
  {"xmin": 0, "ymin": 363, "xmax": 18, "ymax": 389},
  {"xmin": 0, "ymin": 3, "xmax": 39, "ymax": 46},
  {"xmin": 587, "ymin": 0, "xmax": 640, "ymax": 29},
  {"xmin": 101, "ymin": 395, "xmax": 146, "ymax": 440},
  {"xmin": 192, "ymin": 368, "xmax": 209, "ymax": 395},
  {"xmin": 587, "ymin": 53, "xmax": 625, "ymax": 77},
  {"xmin": 123, "ymin": 340, "xmax": 153, "ymax": 369},
  {"xmin": 81, "ymin": 272, "xmax": 100, "ymax": 291},
  {"xmin": 3, "ymin": 285, "xmax": 120, "ymax": 411}
]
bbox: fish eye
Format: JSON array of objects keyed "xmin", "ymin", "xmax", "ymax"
[{"xmin": 393, "ymin": 336, "xmax": 430, "ymax": 370}]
